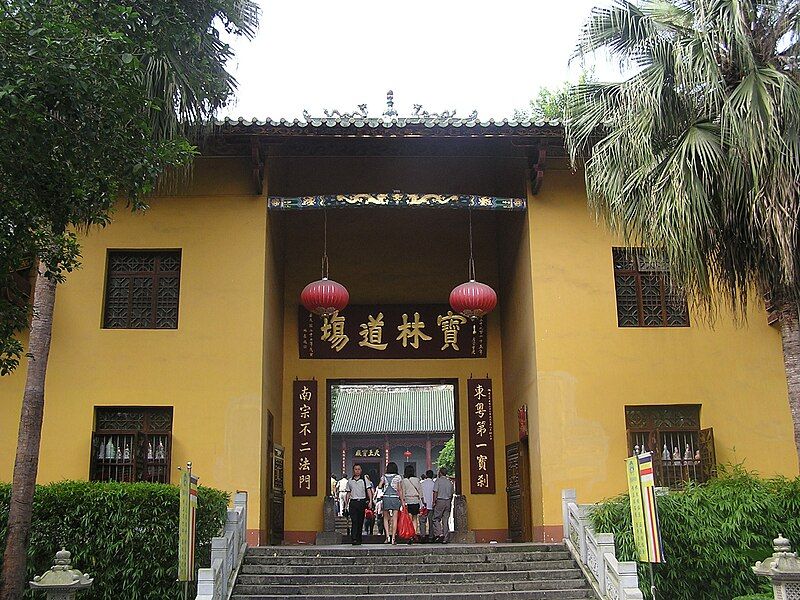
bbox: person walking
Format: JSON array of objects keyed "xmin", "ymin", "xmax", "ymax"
[
  {"xmin": 401, "ymin": 465, "xmax": 423, "ymax": 539},
  {"xmin": 337, "ymin": 474, "xmax": 349, "ymax": 517},
  {"xmin": 419, "ymin": 469, "xmax": 435, "ymax": 542},
  {"xmin": 377, "ymin": 461, "xmax": 405, "ymax": 544},
  {"xmin": 374, "ymin": 485, "xmax": 385, "ymax": 536},
  {"xmin": 432, "ymin": 466, "xmax": 454, "ymax": 544},
  {"xmin": 345, "ymin": 463, "xmax": 373, "ymax": 545}
]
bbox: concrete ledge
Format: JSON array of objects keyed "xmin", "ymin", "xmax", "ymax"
[{"xmin": 315, "ymin": 532, "xmax": 344, "ymax": 545}]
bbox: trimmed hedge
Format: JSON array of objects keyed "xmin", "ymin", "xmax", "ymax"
[
  {"xmin": 589, "ymin": 468, "xmax": 800, "ymax": 600},
  {"xmin": 0, "ymin": 481, "xmax": 228, "ymax": 599}
]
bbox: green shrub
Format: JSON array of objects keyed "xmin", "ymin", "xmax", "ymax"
[
  {"xmin": 589, "ymin": 467, "xmax": 800, "ymax": 600},
  {"xmin": 0, "ymin": 481, "xmax": 228, "ymax": 599},
  {"xmin": 732, "ymin": 595, "xmax": 773, "ymax": 600}
]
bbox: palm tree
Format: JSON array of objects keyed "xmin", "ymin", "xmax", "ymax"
[
  {"xmin": 1, "ymin": 2, "xmax": 258, "ymax": 598},
  {"xmin": 566, "ymin": 1, "xmax": 800, "ymax": 462}
]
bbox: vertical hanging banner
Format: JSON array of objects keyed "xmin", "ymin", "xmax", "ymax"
[
  {"xmin": 625, "ymin": 456, "xmax": 650, "ymax": 562},
  {"xmin": 638, "ymin": 452, "xmax": 666, "ymax": 563},
  {"xmin": 467, "ymin": 378, "xmax": 496, "ymax": 494},
  {"xmin": 292, "ymin": 380, "xmax": 318, "ymax": 496},
  {"xmin": 178, "ymin": 465, "xmax": 198, "ymax": 581}
]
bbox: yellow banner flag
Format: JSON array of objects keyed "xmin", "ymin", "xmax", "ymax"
[{"xmin": 626, "ymin": 456, "xmax": 649, "ymax": 562}]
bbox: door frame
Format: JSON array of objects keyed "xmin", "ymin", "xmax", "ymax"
[{"xmin": 326, "ymin": 378, "xmax": 462, "ymax": 493}]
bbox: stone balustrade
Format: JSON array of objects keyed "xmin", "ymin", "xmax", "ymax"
[
  {"xmin": 561, "ymin": 489, "xmax": 644, "ymax": 600},
  {"xmin": 196, "ymin": 491, "xmax": 248, "ymax": 600}
]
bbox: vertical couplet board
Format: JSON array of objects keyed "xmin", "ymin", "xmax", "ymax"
[
  {"xmin": 292, "ymin": 380, "xmax": 318, "ymax": 496},
  {"xmin": 467, "ymin": 378, "xmax": 496, "ymax": 494}
]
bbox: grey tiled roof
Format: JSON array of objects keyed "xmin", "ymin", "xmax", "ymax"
[
  {"xmin": 214, "ymin": 116, "xmax": 563, "ymax": 129},
  {"xmin": 331, "ymin": 385, "xmax": 455, "ymax": 434}
]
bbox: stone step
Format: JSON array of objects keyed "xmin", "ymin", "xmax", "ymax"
[
  {"xmin": 246, "ymin": 543, "xmax": 565, "ymax": 557},
  {"xmin": 245, "ymin": 550, "xmax": 572, "ymax": 565},
  {"xmin": 230, "ymin": 590, "xmax": 594, "ymax": 600},
  {"xmin": 239, "ymin": 559, "xmax": 579, "ymax": 575},
  {"xmin": 234, "ymin": 577, "xmax": 588, "ymax": 595},
  {"xmin": 234, "ymin": 568, "xmax": 584, "ymax": 585}
]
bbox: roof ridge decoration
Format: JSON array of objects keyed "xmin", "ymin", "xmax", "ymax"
[{"xmin": 301, "ymin": 90, "xmax": 480, "ymax": 124}]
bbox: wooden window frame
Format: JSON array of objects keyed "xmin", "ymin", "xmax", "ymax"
[
  {"xmin": 625, "ymin": 404, "xmax": 716, "ymax": 488},
  {"xmin": 102, "ymin": 250, "xmax": 181, "ymax": 329},
  {"xmin": 90, "ymin": 407, "xmax": 173, "ymax": 484},
  {"xmin": 613, "ymin": 247, "xmax": 690, "ymax": 328}
]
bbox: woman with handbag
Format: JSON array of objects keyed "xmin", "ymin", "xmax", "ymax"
[
  {"xmin": 401, "ymin": 465, "xmax": 423, "ymax": 539},
  {"xmin": 377, "ymin": 462, "xmax": 405, "ymax": 544}
]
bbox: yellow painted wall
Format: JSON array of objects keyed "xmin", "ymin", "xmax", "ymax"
[
  {"xmin": 279, "ymin": 208, "xmax": 509, "ymax": 537},
  {"xmin": 3, "ymin": 150, "xmax": 798, "ymax": 546},
  {"xmin": 0, "ymin": 157, "xmax": 269, "ymax": 534},
  {"xmin": 529, "ymin": 168, "xmax": 799, "ymax": 526},
  {"xmin": 498, "ymin": 207, "xmax": 545, "ymax": 533}
]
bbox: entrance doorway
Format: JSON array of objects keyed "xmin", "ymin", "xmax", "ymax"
[{"xmin": 327, "ymin": 380, "xmax": 459, "ymax": 541}]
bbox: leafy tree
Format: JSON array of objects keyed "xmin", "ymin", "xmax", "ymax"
[
  {"xmin": 0, "ymin": 1, "xmax": 257, "ymax": 597},
  {"xmin": 437, "ymin": 435, "xmax": 456, "ymax": 474},
  {"xmin": 566, "ymin": 1, "xmax": 800, "ymax": 461},
  {"xmin": 514, "ymin": 71, "xmax": 594, "ymax": 122}
]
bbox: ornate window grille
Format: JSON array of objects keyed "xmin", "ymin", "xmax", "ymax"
[
  {"xmin": 102, "ymin": 251, "xmax": 181, "ymax": 329},
  {"xmin": 90, "ymin": 407, "xmax": 173, "ymax": 483},
  {"xmin": 625, "ymin": 405, "xmax": 716, "ymax": 487},
  {"xmin": 613, "ymin": 248, "xmax": 690, "ymax": 327}
]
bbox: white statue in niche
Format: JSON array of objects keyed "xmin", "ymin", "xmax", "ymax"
[
  {"xmin": 662, "ymin": 444, "xmax": 671, "ymax": 462},
  {"xmin": 105, "ymin": 439, "xmax": 115, "ymax": 460},
  {"xmin": 673, "ymin": 447, "xmax": 680, "ymax": 465}
]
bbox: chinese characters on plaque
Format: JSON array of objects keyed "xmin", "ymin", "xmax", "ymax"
[
  {"xmin": 354, "ymin": 448, "xmax": 381, "ymax": 458},
  {"xmin": 468, "ymin": 378, "xmax": 496, "ymax": 494},
  {"xmin": 299, "ymin": 304, "xmax": 487, "ymax": 359},
  {"xmin": 292, "ymin": 380, "xmax": 317, "ymax": 496}
]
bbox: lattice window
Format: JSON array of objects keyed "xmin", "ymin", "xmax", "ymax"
[
  {"xmin": 613, "ymin": 248, "xmax": 689, "ymax": 328},
  {"xmin": 103, "ymin": 251, "xmax": 181, "ymax": 329},
  {"xmin": 90, "ymin": 407, "xmax": 173, "ymax": 484},
  {"xmin": 625, "ymin": 405, "xmax": 716, "ymax": 488}
]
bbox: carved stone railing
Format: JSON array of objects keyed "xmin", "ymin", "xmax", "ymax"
[
  {"xmin": 562, "ymin": 489, "xmax": 644, "ymax": 600},
  {"xmin": 196, "ymin": 491, "xmax": 248, "ymax": 600}
]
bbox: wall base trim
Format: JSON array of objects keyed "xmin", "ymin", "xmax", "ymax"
[
  {"xmin": 474, "ymin": 529, "xmax": 509, "ymax": 543},
  {"xmin": 283, "ymin": 531, "xmax": 318, "ymax": 545},
  {"xmin": 533, "ymin": 525, "xmax": 563, "ymax": 543}
]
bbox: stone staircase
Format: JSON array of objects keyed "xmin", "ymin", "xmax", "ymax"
[{"xmin": 231, "ymin": 543, "xmax": 595, "ymax": 600}]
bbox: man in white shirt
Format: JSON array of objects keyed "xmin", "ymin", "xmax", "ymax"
[
  {"xmin": 419, "ymin": 469, "xmax": 436, "ymax": 542},
  {"xmin": 345, "ymin": 463, "xmax": 374, "ymax": 545}
]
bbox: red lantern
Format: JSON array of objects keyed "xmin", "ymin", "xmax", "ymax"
[
  {"xmin": 450, "ymin": 279, "xmax": 497, "ymax": 318},
  {"xmin": 450, "ymin": 209, "xmax": 497, "ymax": 318},
  {"xmin": 301, "ymin": 277, "xmax": 349, "ymax": 316},
  {"xmin": 403, "ymin": 450, "xmax": 412, "ymax": 461},
  {"xmin": 301, "ymin": 210, "xmax": 349, "ymax": 316}
]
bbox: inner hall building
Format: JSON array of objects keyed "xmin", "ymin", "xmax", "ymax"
[{"xmin": 1, "ymin": 98, "xmax": 798, "ymax": 545}]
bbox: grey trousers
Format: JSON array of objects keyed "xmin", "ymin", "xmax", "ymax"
[{"xmin": 433, "ymin": 498, "xmax": 451, "ymax": 541}]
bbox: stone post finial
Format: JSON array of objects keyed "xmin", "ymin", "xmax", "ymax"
[
  {"xmin": 30, "ymin": 548, "xmax": 93, "ymax": 599},
  {"xmin": 774, "ymin": 534, "xmax": 792, "ymax": 554},
  {"xmin": 753, "ymin": 534, "xmax": 800, "ymax": 600}
]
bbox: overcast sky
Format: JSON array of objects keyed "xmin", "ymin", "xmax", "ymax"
[{"xmin": 220, "ymin": 0, "xmax": 617, "ymax": 120}]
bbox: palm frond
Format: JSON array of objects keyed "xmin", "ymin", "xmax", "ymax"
[{"xmin": 567, "ymin": 0, "xmax": 800, "ymax": 314}]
